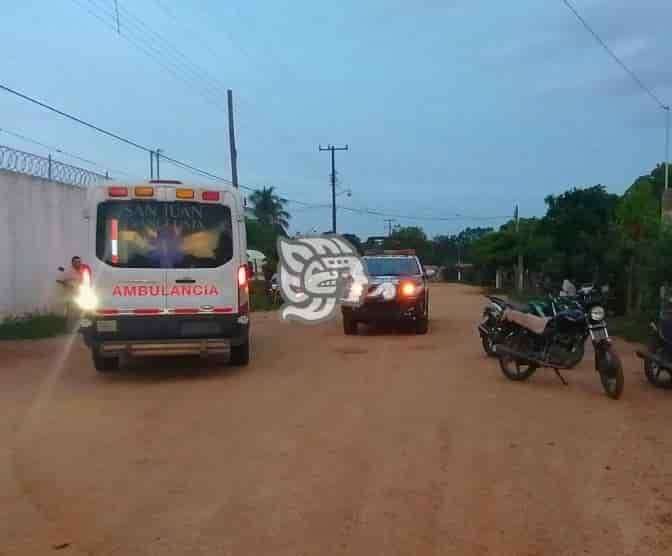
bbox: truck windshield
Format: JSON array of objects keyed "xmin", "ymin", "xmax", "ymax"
[
  {"xmin": 364, "ymin": 257, "xmax": 420, "ymax": 276},
  {"xmin": 96, "ymin": 200, "xmax": 233, "ymax": 269}
]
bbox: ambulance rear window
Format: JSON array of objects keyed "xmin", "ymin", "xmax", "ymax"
[{"xmin": 96, "ymin": 200, "xmax": 233, "ymax": 268}]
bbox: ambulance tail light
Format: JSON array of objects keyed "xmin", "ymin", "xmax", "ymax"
[
  {"xmin": 238, "ymin": 265, "xmax": 248, "ymax": 288},
  {"xmin": 238, "ymin": 265, "xmax": 250, "ymax": 318},
  {"xmin": 75, "ymin": 267, "xmax": 98, "ymax": 311},
  {"xmin": 82, "ymin": 267, "xmax": 92, "ymax": 287}
]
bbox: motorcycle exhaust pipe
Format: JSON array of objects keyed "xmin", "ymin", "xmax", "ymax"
[{"xmin": 493, "ymin": 344, "xmax": 543, "ymax": 367}]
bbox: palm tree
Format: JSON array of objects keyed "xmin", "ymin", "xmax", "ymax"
[{"xmin": 248, "ymin": 186, "xmax": 290, "ymax": 234}]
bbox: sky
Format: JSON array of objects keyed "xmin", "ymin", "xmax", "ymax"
[{"xmin": 1, "ymin": 0, "xmax": 671, "ymax": 239}]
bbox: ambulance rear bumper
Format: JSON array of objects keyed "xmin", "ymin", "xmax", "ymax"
[
  {"xmin": 80, "ymin": 313, "xmax": 249, "ymax": 357},
  {"xmin": 99, "ymin": 338, "xmax": 231, "ymax": 357}
]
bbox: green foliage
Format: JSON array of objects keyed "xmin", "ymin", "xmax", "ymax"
[
  {"xmin": 341, "ymin": 233, "xmax": 364, "ymax": 254},
  {"xmin": 248, "ymin": 186, "xmax": 290, "ymax": 234},
  {"xmin": 541, "ymin": 185, "xmax": 619, "ymax": 281},
  {"xmin": 246, "ymin": 218, "xmax": 279, "ymax": 260},
  {"xmin": 0, "ymin": 314, "xmax": 68, "ymax": 340},
  {"xmin": 472, "ymin": 219, "xmax": 551, "ymax": 270}
]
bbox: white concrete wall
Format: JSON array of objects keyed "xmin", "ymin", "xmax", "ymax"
[{"xmin": 0, "ymin": 170, "xmax": 88, "ymax": 318}]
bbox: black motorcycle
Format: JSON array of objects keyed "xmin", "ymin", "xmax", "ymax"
[
  {"xmin": 479, "ymin": 294, "xmax": 577, "ymax": 357},
  {"xmin": 636, "ymin": 295, "xmax": 672, "ymax": 389},
  {"xmin": 493, "ymin": 298, "xmax": 624, "ymax": 399}
]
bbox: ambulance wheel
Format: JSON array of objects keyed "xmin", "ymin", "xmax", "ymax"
[
  {"xmin": 92, "ymin": 349, "xmax": 119, "ymax": 373},
  {"xmin": 230, "ymin": 340, "xmax": 250, "ymax": 366},
  {"xmin": 343, "ymin": 314, "xmax": 358, "ymax": 335}
]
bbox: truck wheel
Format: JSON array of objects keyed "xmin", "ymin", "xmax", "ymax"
[
  {"xmin": 230, "ymin": 340, "xmax": 250, "ymax": 366},
  {"xmin": 92, "ymin": 349, "xmax": 119, "ymax": 373},
  {"xmin": 415, "ymin": 317, "xmax": 429, "ymax": 335},
  {"xmin": 343, "ymin": 315, "xmax": 358, "ymax": 335}
]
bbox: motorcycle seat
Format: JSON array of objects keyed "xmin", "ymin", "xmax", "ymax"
[
  {"xmin": 488, "ymin": 296, "xmax": 529, "ymax": 313},
  {"xmin": 503, "ymin": 308, "xmax": 550, "ymax": 336}
]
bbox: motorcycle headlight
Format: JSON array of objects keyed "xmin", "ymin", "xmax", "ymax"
[
  {"xmin": 488, "ymin": 303, "xmax": 503, "ymax": 317},
  {"xmin": 590, "ymin": 306, "xmax": 605, "ymax": 322}
]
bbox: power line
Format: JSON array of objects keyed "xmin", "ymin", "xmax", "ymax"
[
  {"xmin": 0, "ymin": 82, "xmax": 151, "ymax": 152},
  {"xmin": 71, "ymin": 0, "xmax": 226, "ymax": 110},
  {"xmin": 561, "ymin": 0, "xmax": 670, "ymax": 191},
  {"xmin": 70, "ymin": 0, "xmax": 329, "ymax": 185},
  {"xmin": 338, "ymin": 205, "xmax": 510, "ymax": 221},
  {"xmin": 0, "ymin": 81, "xmax": 236, "ymax": 185},
  {"xmin": 561, "ymin": 0, "xmax": 667, "ymax": 110},
  {"xmin": 0, "ymin": 82, "xmax": 509, "ymax": 223}
]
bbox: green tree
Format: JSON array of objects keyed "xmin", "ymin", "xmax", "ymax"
[
  {"xmin": 248, "ymin": 186, "xmax": 290, "ymax": 234},
  {"xmin": 384, "ymin": 226, "xmax": 435, "ymax": 262},
  {"xmin": 541, "ymin": 185, "xmax": 619, "ymax": 282},
  {"xmin": 341, "ymin": 233, "xmax": 363, "ymax": 254},
  {"xmin": 246, "ymin": 218, "xmax": 279, "ymax": 260},
  {"xmin": 614, "ymin": 176, "xmax": 661, "ymax": 314}
]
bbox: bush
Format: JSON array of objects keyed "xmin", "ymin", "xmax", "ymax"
[{"xmin": 0, "ymin": 314, "xmax": 69, "ymax": 340}]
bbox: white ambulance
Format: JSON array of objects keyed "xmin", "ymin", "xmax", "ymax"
[{"xmin": 76, "ymin": 180, "xmax": 250, "ymax": 372}]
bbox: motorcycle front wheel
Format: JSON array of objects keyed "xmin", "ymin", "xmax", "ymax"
[
  {"xmin": 597, "ymin": 345, "xmax": 624, "ymax": 400},
  {"xmin": 481, "ymin": 333, "xmax": 496, "ymax": 357}
]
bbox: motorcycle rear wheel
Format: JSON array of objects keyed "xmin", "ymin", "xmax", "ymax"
[
  {"xmin": 598, "ymin": 346, "xmax": 624, "ymax": 400},
  {"xmin": 498, "ymin": 353, "xmax": 538, "ymax": 381}
]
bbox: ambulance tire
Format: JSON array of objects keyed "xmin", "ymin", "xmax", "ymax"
[
  {"xmin": 229, "ymin": 340, "xmax": 250, "ymax": 366},
  {"xmin": 92, "ymin": 349, "xmax": 119, "ymax": 373}
]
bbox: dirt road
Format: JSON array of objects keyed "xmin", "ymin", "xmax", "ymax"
[{"xmin": 2, "ymin": 283, "xmax": 672, "ymax": 555}]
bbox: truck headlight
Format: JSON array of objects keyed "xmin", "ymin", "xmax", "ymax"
[
  {"xmin": 75, "ymin": 286, "xmax": 99, "ymax": 311},
  {"xmin": 590, "ymin": 306, "xmax": 605, "ymax": 322}
]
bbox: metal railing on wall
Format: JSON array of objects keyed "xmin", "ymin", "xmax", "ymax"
[{"xmin": 0, "ymin": 144, "xmax": 110, "ymax": 187}]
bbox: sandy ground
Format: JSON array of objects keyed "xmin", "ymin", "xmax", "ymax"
[{"xmin": 2, "ymin": 283, "xmax": 672, "ymax": 556}]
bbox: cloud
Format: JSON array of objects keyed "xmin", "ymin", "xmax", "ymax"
[{"xmin": 493, "ymin": 1, "xmax": 672, "ymax": 104}]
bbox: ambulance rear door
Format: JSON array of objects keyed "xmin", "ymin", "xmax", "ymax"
[{"xmin": 163, "ymin": 187, "xmax": 239, "ymax": 316}]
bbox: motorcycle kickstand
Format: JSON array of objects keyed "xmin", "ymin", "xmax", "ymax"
[{"xmin": 553, "ymin": 368, "xmax": 569, "ymax": 386}]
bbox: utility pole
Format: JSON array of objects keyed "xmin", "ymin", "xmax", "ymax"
[
  {"xmin": 665, "ymin": 105, "xmax": 670, "ymax": 192},
  {"xmin": 227, "ymin": 89, "xmax": 239, "ymax": 188},
  {"xmin": 515, "ymin": 204, "xmax": 524, "ymax": 292},
  {"xmin": 150, "ymin": 151, "xmax": 154, "ymax": 180},
  {"xmin": 155, "ymin": 149, "xmax": 162, "ymax": 180},
  {"xmin": 319, "ymin": 144, "xmax": 349, "ymax": 233},
  {"xmin": 660, "ymin": 106, "xmax": 671, "ymax": 222},
  {"xmin": 384, "ymin": 219, "xmax": 396, "ymax": 236},
  {"xmin": 457, "ymin": 241, "xmax": 462, "ymax": 282}
]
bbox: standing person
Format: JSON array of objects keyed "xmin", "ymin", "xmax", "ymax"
[
  {"xmin": 56, "ymin": 256, "xmax": 91, "ymax": 323},
  {"xmin": 64, "ymin": 256, "xmax": 91, "ymax": 285}
]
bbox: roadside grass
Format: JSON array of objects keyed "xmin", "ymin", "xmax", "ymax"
[{"xmin": 0, "ymin": 314, "xmax": 69, "ymax": 340}]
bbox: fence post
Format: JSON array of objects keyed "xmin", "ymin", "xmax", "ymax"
[{"xmin": 48, "ymin": 154, "xmax": 52, "ymax": 181}]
